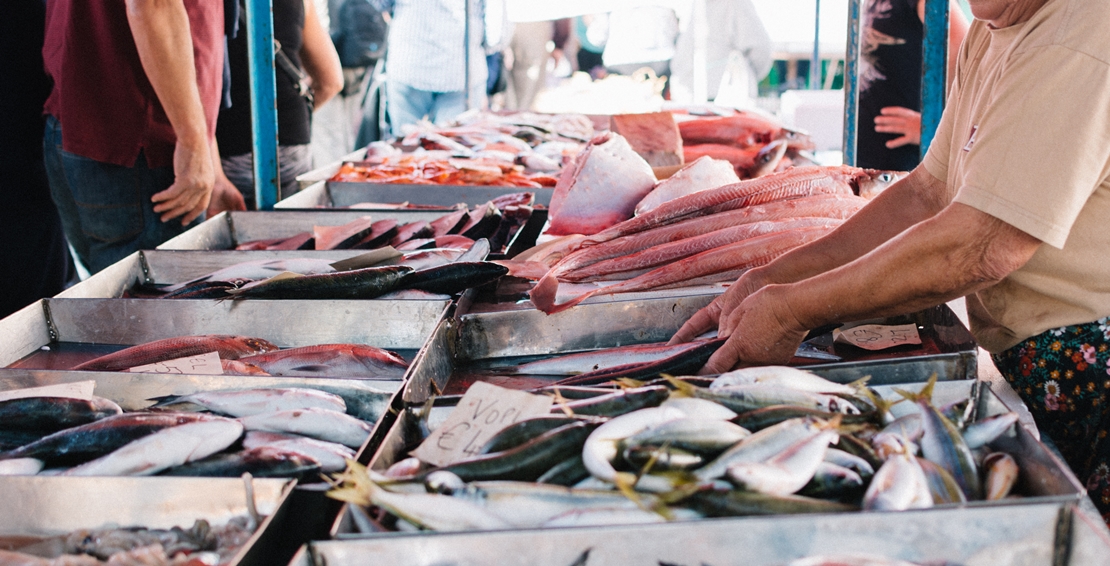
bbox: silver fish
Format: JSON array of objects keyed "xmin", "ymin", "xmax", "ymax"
[
  {"xmin": 725, "ymin": 422, "xmax": 839, "ymax": 495},
  {"xmin": 710, "ymin": 366, "xmax": 860, "ymax": 396},
  {"xmin": 963, "ymin": 412, "xmax": 1019, "ymax": 450},
  {"xmin": 237, "ymin": 408, "xmax": 371, "ymax": 448},
  {"xmin": 581, "ymin": 406, "xmax": 686, "ymax": 492},
  {"xmin": 862, "ymin": 450, "xmax": 932, "ymax": 511},
  {"xmin": 695, "ymin": 417, "xmax": 817, "ymax": 481},
  {"xmin": 241, "ymin": 431, "xmax": 355, "ymax": 473},
  {"xmin": 65, "ymin": 419, "xmax": 243, "ymax": 476},
  {"xmin": 150, "ymin": 387, "xmax": 347, "ymax": 418},
  {"xmin": 897, "ymin": 378, "xmax": 980, "ymax": 500}
]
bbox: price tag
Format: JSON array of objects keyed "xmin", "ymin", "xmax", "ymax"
[
  {"xmin": 412, "ymin": 382, "xmax": 554, "ymax": 467},
  {"xmin": 0, "ymin": 381, "xmax": 96, "ymax": 403},
  {"xmin": 834, "ymin": 323, "xmax": 922, "ymax": 351},
  {"xmin": 128, "ymin": 351, "xmax": 224, "ymax": 375}
]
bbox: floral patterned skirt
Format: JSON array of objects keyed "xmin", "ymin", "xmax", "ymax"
[{"xmin": 991, "ymin": 318, "xmax": 1110, "ymax": 522}]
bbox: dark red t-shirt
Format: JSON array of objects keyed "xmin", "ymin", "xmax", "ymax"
[{"xmin": 43, "ymin": 0, "xmax": 223, "ymax": 169}]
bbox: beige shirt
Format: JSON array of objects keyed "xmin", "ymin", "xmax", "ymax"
[{"xmin": 922, "ymin": 0, "xmax": 1110, "ymax": 353}]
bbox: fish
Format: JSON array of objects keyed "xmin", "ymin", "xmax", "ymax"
[
  {"xmin": 536, "ymin": 454, "xmax": 591, "ymax": 486},
  {"xmin": 916, "ymin": 457, "xmax": 967, "ymax": 505},
  {"xmin": 0, "ymin": 412, "xmax": 218, "ymax": 467},
  {"xmin": 724, "ymin": 418, "xmax": 839, "ymax": 495},
  {"xmin": 983, "ymin": 452, "xmax": 1019, "ymax": 500},
  {"xmin": 682, "ymin": 140, "xmax": 787, "ymax": 178},
  {"xmin": 799, "ymin": 462, "xmax": 865, "ymax": 499},
  {"xmin": 510, "ymin": 341, "xmax": 709, "ymax": 376},
  {"xmin": 477, "ymin": 416, "xmax": 582, "ymax": 455},
  {"xmin": 237, "ymin": 408, "xmax": 372, "ymax": 448},
  {"xmin": 550, "ymin": 385, "xmax": 671, "ymax": 417},
  {"xmin": 453, "ymin": 481, "xmax": 658, "ymax": 528},
  {"xmin": 710, "ymin": 366, "xmax": 862, "ymax": 396},
  {"xmin": 822, "ymin": 447, "xmax": 874, "ymax": 477},
  {"xmin": 621, "ymin": 417, "xmax": 751, "ymax": 458},
  {"xmin": 532, "ymin": 226, "xmax": 835, "ymax": 314},
  {"xmin": 160, "ymin": 258, "xmax": 338, "ymax": 292},
  {"xmin": 160, "ymin": 445, "xmax": 323, "ymax": 478},
  {"xmin": 0, "ymin": 458, "xmax": 44, "ymax": 476},
  {"xmin": 634, "ymin": 156, "xmax": 739, "ymax": 216},
  {"xmin": 581, "ymin": 406, "xmax": 687, "ymax": 492},
  {"xmin": 695, "ymin": 417, "xmax": 818, "ymax": 481},
  {"xmin": 72, "ymin": 335, "xmax": 279, "ymax": 372},
  {"xmin": 671, "ymin": 378, "xmax": 860, "ymax": 416},
  {"xmin": 550, "ymin": 339, "xmax": 726, "ymax": 386},
  {"xmin": 226, "ymin": 265, "xmax": 413, "ymax": 300},
  {"xmin": 459, "ymin": 202, "xmax": 504, "ymax": 241},
  {"xmin": 862, "ymin": 450, "xmax": 933, "ymax": 511},
  {"xmin": 148, "ymin": 387, "xmax": 347, "ymax": 417},
  {"xmin": 677, "ymin": 112, "xmax": 801, "ymax": 148},
  {"xmin": 685, "ymin": 489, "xmax": 857, "ymax": 517},
  {"xmin": 237, "ymin": 343, "xmax": 408, "ymax": 379},
  {"xmin": 400, "ymin": 261, "xmax": 508, "ymax": 295},
  {"xmin": 962, "ymin": 411, "xmax": 1019, "ymax": 450},
  {"xmin": 334, "ymin": 477, "xmax": 512, "ymax": 531},
  {"xmin": 436, "ymin": 421, "xmax": 595, "ymax": 482},
  {"xmin": 659, "ymin": 397, "xmax": 738, "ymax": 420},
  {"xmin": 429, "ymin": 208, "xmax": 471, "ymax": 236},
  {"xmin": 731, "ymin": 405, "xmax": 874, "ymax": 432},
  {"xmin": 896, "ymin": 377, "xmax": 980, "ymax": 500},
  {"xmin": 221, "ymin": 359, "xmax": 271, "ymax": 376},
  {"xmin": 623, "ymin": 444, "xmax": 705, "ymax": 471},
  {"xmin": 241, "ymin": 431, "xmax": 356, "ymax": 472},
  {"xmin": 0, "ymin": 396, "xmax": 121, "ymax": 433},
  {"xmin": 158, "ymin": 280, "xmax": 238, "ymax": 299},
  {"xmin": 65, "ymin": 418, "xmax": 244, "ymax": 476}
]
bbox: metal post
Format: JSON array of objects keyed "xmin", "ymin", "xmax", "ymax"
[
  {"xmin": 810, "ymin": 0, "xmax": 821, "ymax": 90},
  {"xmin": 464, "ymin": 0, "xmax": 472, "ymax": 110},
  {"xmin": 245, "ymin": 0, "xmax": 279, "ymax": 210},
  {"xmin": 920, "ymin": 0, "xmax": 949, "ymax": 159},
  {"xmin": 842, "ymin": 0, "xmax": 863, "ymax": 166}
]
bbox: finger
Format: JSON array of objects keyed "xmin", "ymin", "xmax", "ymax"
[
  {"xmin": 669, "ymin": 302, "xmax": 721, "ymax": 345},
  {"xmin": 879, "ymin": 106, "xmax": 918, "ymax": 117},
  {"xmin": 698, "ymin": 335, "xmax": 744, "ymax": 375},
  {"xmin": 885, "ymin": 135, "xmax": 914, "ymax": 149}
]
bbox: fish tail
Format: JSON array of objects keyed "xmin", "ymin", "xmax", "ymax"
[
  {"xmin": 895, "ymin": 374, "xmax": 937, "ymax": 404},
  {"xmin": 662, "ymin": 375, "xmax": 697, "ymax": 398},
  {"xmin": 529, "ymin": 271, "xmax": 598, "ymax": 315},
  {"xmin": 144, "ymin": 394, "xmax": 183, "ymax": 409},
  {"xmin": 847, "ymin": 375, "xmax": 872, "ymax": 392}
]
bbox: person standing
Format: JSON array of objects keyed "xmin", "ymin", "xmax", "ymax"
[
  {"xmin": 42, "ymin": 0, "xmax": 237, "ymax": 274},
  {"xmin": 669, "ymin": 0, "xmax": 773, "ymax": 106},
  {"xmin": 601, "ymin": 6, "xmax": 680, "ymax": 97}
]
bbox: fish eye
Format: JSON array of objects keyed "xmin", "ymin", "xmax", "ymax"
[{"xmin": 880, "ymin": 173, "xmax": 893, "ymax": 182}]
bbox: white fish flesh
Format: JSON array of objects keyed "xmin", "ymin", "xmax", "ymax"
[
  {"xmin": 65, "ymin": 419, "xmax": 244, "ymax": 476},
  {"xmin": 238, "ymin": 408, "xmax": 371, "ymax": 448}
]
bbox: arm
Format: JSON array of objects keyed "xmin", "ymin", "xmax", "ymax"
[
  {"xmin": 301, "ymin": 0, "xmax": 343, "ymax": 109},
  {"xmin": 206, "ymin": 138, "xmax": 247, "ymax": 216},
  {"xmin": 702, "ymin": 201, "xmax": 1041, "ymax": 373},
  {"xmin": 671, "ymin": 165, "xmax": 947, "ymax": 344},
  {"xmin": 127, "ymin": 0, "xmax": 213, "ymax": 225}
]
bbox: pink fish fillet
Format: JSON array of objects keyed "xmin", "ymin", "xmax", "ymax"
[
  {"xmin": 531, "ymin": 225, "xmax": 835, "ymax": 314},
  {"xmin": 545, "ymin": 132, "xmax": 657, "ymax": 235},
  {"xmin": 634, "ymin": 156, "xmax": 740, "ymax": 216}
]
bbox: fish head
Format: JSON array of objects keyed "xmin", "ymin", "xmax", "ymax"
[
  {"xmin": 855, "ymin": 169, "xmax": 908, "ymax": 199},
  {"xmin": 242, "ymin": 337, "xmax": 281, "ymax": 354},
  {"xmin": 748, "ymin": 139, "xmax": 789, "ymax": 178}
]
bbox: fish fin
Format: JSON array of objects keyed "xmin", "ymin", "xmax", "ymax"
[
  {"xmin": 894, "ymin": 374, "xmax": 937, "ymax": 404},
  {"xmin": 662, "ymin": 375, "xmax": 697, "ymax": 398},
  {"xmin": 613, "ymin": 471, "xmax": 643, "ymax": 503},
  {"xmin": 615, "ymin": 378, "xmax": 646, "ymax": 389},
  {"xmin": 848, "ymin": 375, "xmax": 872, "ymax": 392},
  {"xmin": 856, "ymin": 386, "xmax": 902, "ymax": 418},
  {"xmin": 326, "ymin": 459, "xmax": 376, "ymax": 506},
  {"xmin": 144, "ymin": 394, "xmax": 182, "ymax": 407},
  {"xmin": 550, "ymin": 389, "xmax": 577, "ymax": 417}
]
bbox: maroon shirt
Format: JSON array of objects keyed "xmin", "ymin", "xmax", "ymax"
[{"xmin": 43, "ymin": 0, "xmax": 223, "ymax": 169}]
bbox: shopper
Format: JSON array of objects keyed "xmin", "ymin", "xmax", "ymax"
[
  {"xmin": 217, "ymin": 0, "xmax": 343, "ymax": 207},
  {"xmin": 42, "ymin": 0, "xmax": 238, "ymax": 274},
  {"xmin": 374, "ymin": 0, "xmax": 488, "ymax": 137},
  {"xmin": 857, "ymin": 0, "xmax": 968, "ymax": 171},
  {"xmin": 600, "ymin": 6, "xmax": 680, "ymax": 97},
  {"xmin": 669, "ymin": 0, "xmax": 773, "ymax": 107},
  {"xmin": 672, "ymin": 0, "xmax": 1110, "ymax": 520}
]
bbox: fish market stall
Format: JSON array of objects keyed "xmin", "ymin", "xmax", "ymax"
[
  {"xmin": 294, "ymin": 148, "xmax": 368, "ymax": 192},
  {"xmin": 0, "ymin": 475, "xmax": 293, "ymax": 565},
  {"xmin": 275, "ymin": 179, "xmax": 554, "ymax": 210}
]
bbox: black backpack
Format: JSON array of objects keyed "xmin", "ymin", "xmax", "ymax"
[{"xmin": 331, "ymin": 0, "xmax": 389, "ymax": 68}]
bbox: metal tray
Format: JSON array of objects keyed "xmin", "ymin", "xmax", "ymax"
[
  {"xmin": 0, "ymin": 296, "xmax": 444, "ymax": 370},
  {"xmin": 1, "ymin": 476, "xmax": 294, "ymax": 566},
  {"xmin": 403, "ymin": 296, "xmax": 977, "ymax": 404},
  {"xmin": 298, "ymin": 503, "xmax": 1108, "ymax": 566},
  {"xmin": 274, "ymin": 180, "xmax": 554, "ymax": 210},
  {"xmin": 158, "ymin": 210, "xmax": 451, "ymax": 251},
  {"xmin": 57, "ymin": 249, "xmax": 464, "ymax": 301},
  {"xmin": 294, "ymin": 148, "xmax": 368, "ymax": 192}
]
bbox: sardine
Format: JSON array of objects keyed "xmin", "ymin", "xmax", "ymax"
[
  {"xmin": 238, "ymin": 408, "xmax": 372, "ymax": 448},
  {"xmin": 674, "ymin": 378, "xmax": 860, "ymax": 415},
  {"xmin": 510, "ymin": 341, "xmax": 708, "ymax": 376},
  {"xmin": 226, "ymin": 265, "xmax": 413, "ymax": 300},
  {"xmin": 73, "ymin": 335, "xmax": 279, "ymax": 372},
  {"xmin": 161, "ymin": 445, "xmax": 323, "ymax": 478},
  {"xmin": 0, "ymin": 396, "xmax": 121, "ymax": 433},
  {"xmin": 237, "ymin": 344, "xmax": 408, "ymax": 379},
  {"xmin": 983, "ymin": 452, "xmax": 1019, "ymax": 500},
  {"xmin": 65, "ymin": 419, "xmax": 244, "ymax": 476},
  {"xmin": 149, "ymin": 387, "xmax": 347, "ymax": 417},
  {"xmin": 896, "ymin": 377, "xmax": 980, "ymax": 500}
]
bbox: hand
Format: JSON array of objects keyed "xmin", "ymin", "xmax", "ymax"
[
  {"xmin": 874, "ymin": 106, "xmax": 922, "ymax": 149},
  {"xmin": 699, "ymin": 286, "xmax": 808, "ymax": 375},
  {"xmin": 669, "ymin": 268, "xmax": 768, "ymax": 345},
  {"xmin": 152, "ymin": 137, "xmax": 214, "ymax": 225},
  {"xmin": 206, "ymin": 175, "xmax": 247, "ymax": 217}
]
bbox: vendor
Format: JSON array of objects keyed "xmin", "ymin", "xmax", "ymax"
[{"xmin": 671, "ymin": 0, "xmax": 1110, "ymax": 520}]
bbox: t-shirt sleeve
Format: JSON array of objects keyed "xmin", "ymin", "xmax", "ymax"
[
  {"xmin": 921, "ymin": 87, "xmax": 954, "ymax": 183},
  {"xmin": 952, "ymin": 45, "xmax": 1110, "ymax": 248}
]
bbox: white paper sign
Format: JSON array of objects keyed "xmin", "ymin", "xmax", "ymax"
[
  {"xmin": 128, "ymin": 351, "xmax": 224, "ymax": 375},
  {"xmin": 834, "ymin": 323, "xmax": 922, "ymax": 351},
  {"xmin": 412, "ymin": 382, "xmax": 554, "ymax": 467},
  {"xmin": 0, "ymin": 381, "xmax": 96, "ymax": 403}
]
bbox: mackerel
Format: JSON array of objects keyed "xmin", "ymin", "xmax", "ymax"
[
  {"xmin": 621, "ymin": 417, "xmax": 751, "ymax": 456},
  {"xmin": 896, "ymin": 377, "xmax": 980, "ymax": 500},
  {"xmin": 550, "ymin": 385, "xmax": 670, "ymax": 417},
  {"xmin": 65, "ymin": 418, "xmax": 244, "ymax": 476},
  {"xmin": 685, "ymin": 489, "xmax": 857, "ymax": 517},
  {"xmin": 0, "ymin": 396, "xmax": 121, "ymax": 433},
  {"xmin": 477, "ymin": 416, "xmax": 581, "ymax": 454},
  {"xmin": 161, "ymin": 445, "xmax": 323, "ymax": 478},
  {"xmin": 962, "ymin": 411, "xmax": 1019, "ymax": 450},
  {"xmin": 436, "ymin": 421, "xmax": 595, "ymax": 482},
  {"xmin": 550, "ymin": 339, "xmax": 726, "ymax": 386}
]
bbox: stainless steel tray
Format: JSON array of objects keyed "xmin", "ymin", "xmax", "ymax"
[
  {"xmin": 275, "ymin": 180, "xmax": 554, "ymax": 210},
  {"xmin": 158, "ymin": 210, "xmax": 451, "ymax": 251},
  {"xmin": 403, "ymin": 296, "xmax": 977, "ymax": 404},
  {"xmin": 301, "ymin": 503, "xmax": 1108, "ymax": 566},
  {"xmin": 0, "ymin": 296, "xmax": 444, "ymax": 369},
  {"xmin": 294, "ymin": 147, "xmax": 368, "ymax": 192},
  {"xmin": 1, "ymin": 476, "xmax": 294, "ymax": 566},
  {"xmin": 58, "ymin": 249, "xmax": 427, "ymax": 300}
]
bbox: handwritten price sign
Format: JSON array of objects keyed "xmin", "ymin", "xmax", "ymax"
[
  {"xmin": 413, "ymin": 382, "xmax": 554, "ymax": 467},
  {"xmin": 127, "ymin": 351, "xmax": 224, "ymax": 375},
  {"xmin": 833, "ymin": 323, "xmax": 922, "ymax": 351}
]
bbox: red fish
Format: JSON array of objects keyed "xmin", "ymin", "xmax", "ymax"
[
  {"xmin": 237, "ymin": 344, "xmax": 409, "ymax": 379},
  {"xmin": 73, "ymin": 335, "xmax": 279, "ymax": 372}
]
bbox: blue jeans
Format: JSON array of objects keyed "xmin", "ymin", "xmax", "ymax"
[
  {"xmin": 385, "ymin": 80, "xmax": 484, "ymax": 138},
  {"xmin": 43, "ymin": 116, "xmax": 203, "ymax": 274}
]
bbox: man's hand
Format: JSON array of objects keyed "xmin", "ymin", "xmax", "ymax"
[
  {"xmin": 699, "ymin": 285, "xmax": 808, "ymax": 375},
  {"xmin": 152, "ymin": 136, "xmax": 213, "ymax": 225},
  {"xmin": 874, "ymin": 106, "xmax": 922, "ymax": 148},
  {"xmin": 206, "ymin": 174, "xmax": 247, "ymax": 218},
  {"xmin": 669, "ymin": 268, "xmax": 767, "ymax": 345}
]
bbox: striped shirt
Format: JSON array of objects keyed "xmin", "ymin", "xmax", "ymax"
[{"xmin": 379, "ymin": 0, "xmax": 487, "ymax": 93}]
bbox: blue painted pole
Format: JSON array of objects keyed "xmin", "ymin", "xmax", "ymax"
[
  {"xmin": 842, "ymin": 0, "xmax": 863, "ymax": 166},
  {"xmin": 810, "ymin": 0, "xmax": 821, "ymax": 89},
  {"xmin": 244, "ymin": 0, "xmax": 279, "ymax": 210},
  {"xmin": 920, "ymin": 0, "xmax": 949, "ymax": 159}
]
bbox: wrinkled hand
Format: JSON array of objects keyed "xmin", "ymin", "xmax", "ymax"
[
  {"xmin": 206, "ymin": 175, "xmax": 247, "ymax": 217},
  {"xmin": 152, "ymin": 137, "xmax": 214, "ymax": 225},
  {"xmin": 699, "ymin": 286, "xmax": 808, "ymax": 375},
  {"xmin": 669, "ymin": 269, "xmax": 767, "ymax": 346},
  {"xmin": 874, "ymin": 106, "xmax": 922, "ymax": 149}
]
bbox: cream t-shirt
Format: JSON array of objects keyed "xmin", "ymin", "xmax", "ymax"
[{"xmin": 922, "ymin": 0, "xmax": 1110, "ymax": 353}]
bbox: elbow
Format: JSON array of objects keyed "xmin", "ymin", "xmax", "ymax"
[{"xmin": 313, "ymin": 74, "xmax": 343, "ymax": 107}]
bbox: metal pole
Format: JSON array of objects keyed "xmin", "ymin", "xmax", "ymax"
[
  {"xmin": 810, "ymin": 0, "xmax": 821, "ymax": 90},
  {"xmin": 464, "ymin": 0, "xmax": 472, "ymax": 110},
  {"xmin": 245, "ymin": 0, "xmax": 279, "ymax": 210},
  {"xmin": 920, "ymin": 0, "xmax": 949, "ymax": 159},
  {"xmin": 842, "ymin": 0, "xmax": 863, "ymax": 166}
]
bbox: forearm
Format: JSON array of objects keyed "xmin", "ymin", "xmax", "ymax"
[
  {"xmin": 126, "ymin": 0, "xmax": 208, "ymax": 146},
  {"xmin": 301, "ymin": 0, "xmax": 343, "ymax": 108}
]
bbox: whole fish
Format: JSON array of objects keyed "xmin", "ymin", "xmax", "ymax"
[
  {"xmin": 916, "ymin": 456, "xmax": 967, "ymax": 505},
  {"xmin": 550, "ymin": 385, "xmax": 670, "ymax": 417},
  {"xmin": 159, "ymin": 258, "xmax": 336, "ymax": 292},
  {"xmin": 724, "ymin": 419, "xmax": 839, "ymax": 495},
  {"xmin": 621, "ymin": 417, "xmax": 751, "ymax": 457},
  {"xmin": 862, "ymin": 450, "xmax": 933, "ymax": 511},
  {"xmin": 436, "ymin": 422, "xmax": 595, "ymax": 482},
  {"xmin": 400, "ymin": 261, "xmax": 508, "ymax": 295},
  {"xmin": 685, "ymin": 489, "xmax": 857, "ymax": 517},
  {"xmin": 536, "ymin": 454, "xmax": 590, "ymax": 486},
  {"xmin": 896, "ymin": 377, "xmax": 980, "ymax": 500},
  {"xmin": 73, "ymin": 335, "xmax": 279, "ymax": 372},
  {"xmin": 660, "ymin": 397, "xmax": 738, "ymax": 420},
  {"xmin": 823, "ymin": 447, "xmax": 874, "ymax": 477},
  {"xmin": 582, "ymin": 406, "xmax": 687, "ymax": 492},
  {"xmin": 237, "ymin": 344, "xmax": 408, "ymax": 379},
  {"xmin": 799, "ymin": 462, "xmax": 864, "ymax": 500},
  {"xmin": 732, "ymin": 405, "xmax": 873, "ymax": 432},
  {"xmin": 672, "ymin": 379, "xmax": 860, "ymax": 415},
  {"xmin": 237, "ymin": 408, "xmax": 372, "ymax": 448},
  {"xmin": 710, "ymin": 366, "xmax": 861, "ymax": 396},
  {"xmin": 0, "ymin": 396, "xmax": 121, "ymax": 433},
  {"xmin": 226, "ymin": 265, "xmax": 413, "ymax": 300},
  {"xmin": 511, "ymin": 341, "xmax": 709, "ymax": 376},
  {"xmin": 550, "ymin": 339, "xmax": 726, "ymax": 386},
  {"xmin": 454, "ymin": 481, "xmax": 655, "ymax": 528},
  {"xmin": 0, "ymin": 412, "xmax": 217, "ymax": 467},
  {"xmin": 351, "ymin": 481, "xmax": 511, "ymax": 531},
  {"xmin": 478, "ymin": 416, "xmax": 582, "ymax": 455},
  {"xmin": 695, "ymin": 417, "xmax": 818, "ymax": 481},
  {"xmin": 149, "ymin": 387, "xmax": 347, "ymax": 417},
  {"xmin": 161, "ymin": 446, "xmax": 323, "ymax": 478},
  {"xmin": 243, "ymin": 436, "xmax": 353, "ymax": 473},
  {"xmin": 65, "ymin": 418, "xmax": 244, "ymax": 476},
  {"xmin": 983, "ymin": 452, "xmax": 1019, "ymax": 500},
  {"xmin": 962, "ymin": 411, "xmax": 1019, "ymax": 450}
]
